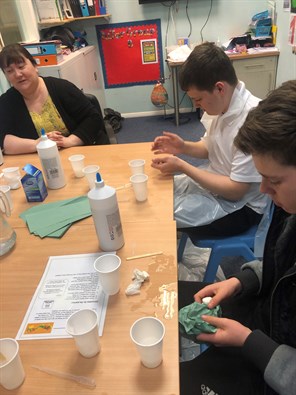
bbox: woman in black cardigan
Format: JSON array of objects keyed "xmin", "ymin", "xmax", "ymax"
[{"xmin": 0, "ymin": 43, "xmax": 109, "ymax": 154}]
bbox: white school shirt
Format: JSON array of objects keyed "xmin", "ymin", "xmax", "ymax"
[{"xmin": 201, "ymin": 81, "xmax": 267, "ymax": 214}]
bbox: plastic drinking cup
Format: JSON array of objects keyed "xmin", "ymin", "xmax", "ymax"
[
  {"xmin": 128, "ymin": 159, "xmax": 145, "ymax": 175},
  {"xmin": 68, "ymin": 154, "xmax": 85, "ymax": 178},
  {"xmin": 82, "ymin": 165, "xmax": 100, "ymax": 189},
  {"xmin": 65, "ymin": 309, "xmax": 101, "ymax": 358},
  {"xmin": 94, "ymin": 254, "xmax": 121, "ymax": 295},
  {"xmin": 130, "ymin": 174, "xmax": 148, "ymax": 202},
  {"xmin": 130, "ymin": 317, "xmax": 165, "ymax": 368},
  {"xmin": 0, "ymin": 338, "xmax": 25, "ymax": 390},
  {"xmin": 1, "ymin": 167, "xmax": 21, "ymax": 190}
]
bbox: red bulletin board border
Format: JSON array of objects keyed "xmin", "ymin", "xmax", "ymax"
[{"xmin": 96, "ymin": 19, "xmax": 164, "ymax": 88}]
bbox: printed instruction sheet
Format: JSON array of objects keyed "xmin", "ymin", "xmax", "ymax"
[{"xmin": 16, "ymin": 253, "xmax": 109, "ymax": 340}]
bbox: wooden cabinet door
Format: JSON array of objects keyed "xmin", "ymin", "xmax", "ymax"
[{"xmin": 232, "ymin": 56, "xmax": 277, "ymax": 99}]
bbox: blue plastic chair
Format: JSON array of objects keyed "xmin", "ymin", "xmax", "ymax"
[{"xmin": 178, "ymin": 201, "xmax": 274, "ymax": 283}]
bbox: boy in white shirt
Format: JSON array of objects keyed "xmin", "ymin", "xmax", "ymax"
[{"xmin": 152, "ymin": 42, "xmax": 268, "ymax": 237}]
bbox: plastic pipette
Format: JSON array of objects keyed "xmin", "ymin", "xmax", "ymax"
[{"xmin": 31, "ymin": 365, "xmax": 96, "ymax": 388}]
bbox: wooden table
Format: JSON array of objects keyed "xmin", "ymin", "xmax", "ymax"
[
  {"xmin": 2, "ymin": 143, "xmax": 173, "ymax": 228},
  {"xmin": 0, "ymin": 143, "xmax": 179, "ymax": 394}
]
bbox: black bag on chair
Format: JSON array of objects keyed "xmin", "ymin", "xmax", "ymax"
[
  {"xmin": 85, "ymin": 94, "xmax": 117, "ymax": 144},
  {"xmin": 103, "ymin": 108, "xmax": 124, "ymax": 133},
  {"xmin": 41, "ymin": 26, "xmax": 75, "ymax": 51}
]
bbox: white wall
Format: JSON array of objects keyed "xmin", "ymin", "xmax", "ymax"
[
  {"xmin": 15, "ymin": 0, "xmax": 39, "ymax": 43},
  {"xmin": 70, "ymin": 0, "xmax": 267, "ymax": 115},
  {"xmin": 12, "ymin": 0, "xmax": 296, "ymax": 115},
  {"xmin": 273, "ymin": 0, "xmax": 296, "ymax": 86},
  {"xmin": 0, "ymin": 0, "xmax": 39, "ymax": 94}
]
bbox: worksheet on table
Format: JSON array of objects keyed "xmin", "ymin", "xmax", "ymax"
[{"xmin": 16, "ymin": 253, "xmax": 110, "ymax": 340}]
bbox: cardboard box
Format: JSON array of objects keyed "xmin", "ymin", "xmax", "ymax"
[
  {"xmin": 21, "ymin": 164, "xmax": 48, "ymax": 202},
  {"xmin": 178, "ymin": 38, "xmax": 189, "ymax": 46}
]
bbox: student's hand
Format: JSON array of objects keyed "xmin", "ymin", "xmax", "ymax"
[
  {"xmin": 194, "ymin": 278, "xmax": 242, "ymax": 309},
  {"xmin": 196, "ymin": 316, "xmax": 252, "ymax": 347},
  {"xmin": 151, "ymin": 131, "xmax": 185, "ymax": 155},
  {"xmin": 151, "ymin": 156, "xmax": 185, "ymax": 174}
]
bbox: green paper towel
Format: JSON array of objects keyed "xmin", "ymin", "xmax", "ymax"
[
  {"xmin": 179, "ymin": 301, "xmax": 222, "ymax": 340},
  {"xmin": 19, "ymin": 195, "xmax": 91, "ymax": 238}
]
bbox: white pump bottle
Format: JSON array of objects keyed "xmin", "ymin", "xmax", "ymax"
[
  {"xmin": 36, "ymin": 129, "xmax": 66, "ymax": 189},
  {"xmin": 88, "ymin": 173, "xmax": 124, "ymax": 251}
]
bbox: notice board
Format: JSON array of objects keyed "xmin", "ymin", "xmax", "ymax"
[{"xmin": 96, "ymin": 19, "xmax": 164, "ymax": 88}]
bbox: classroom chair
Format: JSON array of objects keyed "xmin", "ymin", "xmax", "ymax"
[
  {"xmin": 84, "ymin": 93, "xmax": 118, "ymax": 144},
  {"xmin": 178, "ymin": 201, "xmax": 274, "ymax": 283}
]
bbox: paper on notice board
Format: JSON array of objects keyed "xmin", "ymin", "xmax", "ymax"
[{"xmin": 16, "ymin": 253, "xmax": 110, "ymax": 340}]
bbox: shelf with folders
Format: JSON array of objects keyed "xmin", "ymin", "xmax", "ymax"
[{"xmin": 38, "ymin": 14, "xmax": 111, "ymax": 27}]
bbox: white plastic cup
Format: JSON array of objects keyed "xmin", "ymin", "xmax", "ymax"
[
  {"xmin": 1, "ymin": 167, "xmax": 21, "ymax": 190},
  {"xmin": 128, "ymin": 159, "xmax": 145, "ymax": 175},
  {"xmin": 0, "ymin": 338, "xmax": 25, "ymax": 390},
  {"xmin": 0, "ymin": 185, "xmax": 13, "ymax": 212},
  {"xmin": 130, "ymin": 174, "xmax": 148, "ymax": 202},
  {"xmin": 68, "ymin": 154, "xmax": 85, "ymax": 178},
  {"xmin": 82, "ymin": 165, "xmax": 100, "ymax": 189},
  {"xmin": 94, "ymin": 254, "xmax": 121, "ymax": 295},
  {"xmin": 130, "ymin": 317, "xmax": 165, "ymax": 369},
  {"xmin": 65, "ymin": 309, "xmax": 101, "ymax": 358}
]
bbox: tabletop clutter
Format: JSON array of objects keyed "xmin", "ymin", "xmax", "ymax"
[
  {"xmin": 166, "ymin": 9, "xmax": 275, "ymax": 64},
  {"xmin": 223, "ymin": 9, "xmax": 275, "ymax": 53},
  {"xmin": 0, "ymin": 135, "xmax": 169, "ymax": 391}
]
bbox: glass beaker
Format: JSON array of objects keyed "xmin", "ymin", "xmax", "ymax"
[{"xmin": 0, "ymin": 190, "xmax": 16, "ymax": 256}]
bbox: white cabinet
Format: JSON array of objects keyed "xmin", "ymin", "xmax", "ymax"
[
  {"xmin": 38, "ymin": 45, "xmax": 106, "ymax": 109},
  {"xmin": 232, "ymin": 55, "xmax": 278, "ymax": 99}
]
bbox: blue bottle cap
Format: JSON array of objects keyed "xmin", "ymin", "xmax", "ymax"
[{"xmin": 96, "ymin": 172, "xmax": 102, "ymax": 182}]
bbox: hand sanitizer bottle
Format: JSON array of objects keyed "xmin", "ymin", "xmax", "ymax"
[
  {"xmin": 88, "ymin": 173, "xmax": 124, "ymax": 251},
  {"xmin": 36, "ymin": 129, "xmax": 66, "ymax": 189}
]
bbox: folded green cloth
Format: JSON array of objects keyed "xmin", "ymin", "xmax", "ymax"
[{"xmin": 179, "ymin": 301, "xmax": 222, "ymax": 341}]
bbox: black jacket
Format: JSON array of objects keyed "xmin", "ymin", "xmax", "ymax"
[
  {"xmin": 235, "ymin": 206, "xmax": 296, "ymax": 394},
  {"xmin": 0, "ymin": 76, "xmax": 109, "ymax": 148}
]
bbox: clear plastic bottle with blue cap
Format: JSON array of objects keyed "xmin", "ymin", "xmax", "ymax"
[
  {"xmin": 36, "ymin": 129, "xmax": 66, "ymax": 189},
  {"xmin": 88, "ymin": 172, "xmax": 124, "ymax": 251}
]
